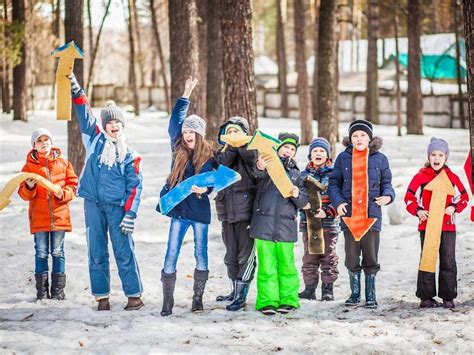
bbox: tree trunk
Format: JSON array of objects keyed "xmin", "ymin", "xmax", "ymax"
[
  {"xmin": 293, "ymin": 0, "xmax": 313, "ymax": 144},
  {"xmin": 87, "ymin": 0, "xmax": 93, "ymax": 60},
  {"xmin": 311, "ymin": 0, "xmax": 319, "ymax": 122},
  {"xmin": 12, "ymin": 0, "xmax": 27, "ymax": 121},
  {"xmin": 206, "ymin": 0, "xmax": 224, "ymax": 140},
  {"xmin": 317, "ymin": 0, "xmax": 338, "ymax": 159},
  {"xmin": 406, "ymin": 0, "xmax": 423, "ymax": 134},
  {"xmin": 276, "ymin": 0, "xmax": 289, "ymax": 118},
  {"xmin": 221, "ymin": 0, "xmax": 258, "ymax": 133},
  {"xmin": 462, "ymin": 0, "xmax": 474, "ymax": 182},
  {"xmin": 65, "ymin": 0, "xmax": 85, "ymax": 174},
  {"xmin": 394, "ymin": 1, "xmax": 402, "ymax": 137},
  {"xmin": 365, "ymin": 0, "xmax": 379, "ymax": 124},
  {"xmin": 168, "ymin": 0, "xmax": 200, "ymax": 113},
  {"xmin": 197, "ymin": 0, "xmax": 208, "ymax": 118},
  {"xmin": 453, "ymin": 0, "xmax": 465, "ymax": 129},
  {"xmin": 131, "ymin": 0, "xmax": 145, "ymax": 88},
  {"xmin": 53, "ymin": 0, "xmax": 60, "ymax": 41},
  {"xmin": 127, "ymin": 0, "xmax": 140, "ymax": 116},
  {"xmin": 2, "ymin": 0, "xmax": 11, "ymax": 113}
]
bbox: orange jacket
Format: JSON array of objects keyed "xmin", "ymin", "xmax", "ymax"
[{"xmin": 18, "ymin": 148, "xmax": 78, "ymax": 234}]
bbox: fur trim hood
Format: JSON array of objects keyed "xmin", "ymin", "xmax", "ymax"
[{"xmin": 342, "ymin": 136, "xmax": 383, "ymax": 152}]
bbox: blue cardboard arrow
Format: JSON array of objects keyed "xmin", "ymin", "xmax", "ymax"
[{"xmin": 159, "ymin": 165, "xmax": 241, "ymax": 216}]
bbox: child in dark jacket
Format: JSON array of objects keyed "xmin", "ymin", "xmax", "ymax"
[
  {"xmin": 215, "ymin": 117, "xmax": 258, "ymax": 311},
  {"xmin": 329, "ymin": 120, "xmax": 395, "ymax": 309},
  {"xmin": 404, "ymin": 138, "xmax": 469, "ymax": 309},
  {"xmin": 251, "ymin": 132, "xmax": 308, "ymax": 316},
  {"xmin": 158, "ymin": 77, "xmax": 215, "ymax": 316},
  {"xmin": 298, "ymin": 137, "xmax": 340, "ymax": 302}
]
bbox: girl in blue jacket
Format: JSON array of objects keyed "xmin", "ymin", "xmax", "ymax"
[{"xmin": 158, "ymin": 77, "xmax": 215, "ymax": 316}]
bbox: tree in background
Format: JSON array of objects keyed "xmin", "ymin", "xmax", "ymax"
[
  {"xmin": 406, "ymin": 0, "xmax": 423, "ymax": 134},
  {"xmin": 311, "ymin": 0, "xmax": 320, "ymax": 122},
  {"xmin": 276, "ymin": 0, "xmax": 289, "ymax": 118},
  {"xmin": 197, "ymin": 0, "xmax": 208, "ymax": 119},
  {"xmin": 12, "ymin": 0, "xmax": 27, "ymax": 121},
  {"xmin": 452, "ymin": 0, "xmax": 465, "ymax": 129},
  {"xmin": 126, "ymin": 0, "xmax": 139, "ymax": 116},
  {"xmin": 365, "ymin": 0, "xmax": 379, "ymax": 124},
  {"xmin": 221, "ymin": 0, "xmax": 258, "ymax": 133}
]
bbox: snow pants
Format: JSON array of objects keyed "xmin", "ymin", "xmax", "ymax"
[
  {"xmin": 255, "ymin": 239, "xmax": 299, "ymax": 310},
  {"xmin": 344, "ymin": 230, "xmax": 380, "ymax": 275}
]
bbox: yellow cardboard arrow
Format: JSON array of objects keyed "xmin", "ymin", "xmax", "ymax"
[
  {"xmin": 51, "ymin": 41, "xmax": 84, "ymax": 120},
  {"xmin": 220, "ymin": 133, "xmax": 252, "ymax": 148},
  {"xmin": 419, "ymin": 170, "xmax": 455, "ymax": 273},
  {"xmin": 0, "ymin": 172, "xmax": 62, "ymax": 211},
  {"xmin": 247, "ymin": 130, "xmax": 294, "ymax": 198}
]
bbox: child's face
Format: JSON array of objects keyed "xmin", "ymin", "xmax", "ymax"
[
  {"xmin": 105, "ymin": 120, "xmax": 123, "ymax": 139},
  {"xmin": 278, "ymin": 144, "xmax": 296, "ymax": 159},
  {"xmin": 351, "ymin": 130, "xmax": 370, "ymax": 151},
  {"xmin": 311, "ymin": 147, "xmax": 328, "ymax": 167},
  {"xmin": 225, "ymin": 127, "xmax": 240, "ymax": 135},
  {"xmin": 34, "ymin": 135, "xmax": 52, "ymax": 156},
  {"xmin": 183, "ymin": 129, "xmax": 196, "ymax": 149},
  {"xmin": 429, "ymin": 151, "xmax": 447, "ymax": 171}
]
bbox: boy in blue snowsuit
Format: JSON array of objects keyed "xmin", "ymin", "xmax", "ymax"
[{"xmin": 70, "ymin": 74, "xmax": 144, "ymax": 311}]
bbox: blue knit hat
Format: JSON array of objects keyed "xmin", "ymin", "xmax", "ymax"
[
  {"xmin": 308, "ymin": 137, "xmax": 330, "ymax": 159},
  {"xmin": 427, "ymin": 137, "xmax": 449, "ymax": 158},
  {"xmin": 349, "ymin": 120, "xmax": 373, "ymax": 140}
]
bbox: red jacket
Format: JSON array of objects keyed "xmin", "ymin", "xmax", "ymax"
[
  {"xmin": 18, "ymin": 148, "xmax": 78, "ymax": 234},
  {"xmin": 404, "ymin": 166, "xmax": 469, "ymax": 232}
]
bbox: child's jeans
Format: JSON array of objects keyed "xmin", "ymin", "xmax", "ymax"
[
  {"xmin": 163, "ymin": 217, "xmax": 209, "ymax": 274},
  {"xmin": 34, "ymin": 231, "xmax": 65, "ymax": 274}
]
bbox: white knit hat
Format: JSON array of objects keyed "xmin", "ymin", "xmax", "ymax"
[
  {"xmin": 182, "ymin": 114, "xmax": 206, "ymax": 137},
  {"xmin": 31, "ymin": 128, "xmax": 53, "ymax": 147}
]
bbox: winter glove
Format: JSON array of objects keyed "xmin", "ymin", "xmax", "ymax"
[
  {"xmin": 120, "ymin": 214, "xmax": 135, "ymax": 236},
  {"xmin": 68, "ymin": 73, "xmax": 82, "ymax": 96}
]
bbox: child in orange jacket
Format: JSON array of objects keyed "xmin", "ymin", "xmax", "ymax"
[{"xmin": 18, "ymin": 128, "xmax": 78, "ymax": 301}]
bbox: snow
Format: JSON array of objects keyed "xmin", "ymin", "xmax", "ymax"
[{"xmin": 0, "ymin": 110, "xmax": 473, "ymax": 353}]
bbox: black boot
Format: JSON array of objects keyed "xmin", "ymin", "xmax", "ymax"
[
  {"xmin": 161, "ymin": 270, "xmax": 176, "ymax": 317},
  {"xmin": 365, "ymin": 273, "xmax": 377, "ymax": 309},
  {"xmin": 35, "ymin": 273, "xmax": 50, "ymax": 300},
  {"xmin": 51, "ymin": 273, "xmax": 66, "ymax": 300},
  {"xmin": 226, "ymin": 280, "xmax": 250, "ymax": 311},
  {"xmin": 321, "ymin": 283, "xmax": 334, "ymax": 301},
  {"xmin": 191, "ymin": 269, "xmax": 209, "ymax": 313},
  {"xmin": 216, "ymin": 280, "xmax": 235, "ymax": 302},
  {"xmin": 298, "ymin": 283, "xmax": 317, "ymax": 300},
  {"xmin": 345, "ymin": 271, "xmax": 361, "ymax": 306}
]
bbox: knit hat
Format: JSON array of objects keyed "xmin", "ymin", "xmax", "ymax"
[
  {"xmin": 308, "ymin": 137, "xmax": 330, "ymax": 159},
  {"xmin": 182, "ymin": 114, "xmax": 206, "ymax": 137},
  {"xmin": 427, "ymin": 137, "xmax": 449, "ymax": 158},
  {"xmin": 31, "ymin": 128, "xmax": 53, "ymax": 147},
  {"xmin": 101, "ymin": 101, "xmax": 125, "ymax": 130},
  {"xmin": 349, "ymin": 120, "xmax": 373, "ymax": 140},
  {"xmin": 277, "ymin": 132, "xmax": 300, "ymax": 151},
  {"xmin": 225, "ymin": 123, "xmax": 245, "ymax": 134}
]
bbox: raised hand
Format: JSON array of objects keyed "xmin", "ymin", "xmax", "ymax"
[
  {"xmin": 68, "ymin": 73, "xmax": 81, "ymax": 96},
  {"xmin": 182, "ymin": 76, "xmax": 198, "ymax": 99}
]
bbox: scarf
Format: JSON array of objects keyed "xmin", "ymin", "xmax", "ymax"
[{"xmin": 100, "ymin": 132, "xmax": 127, "ymax": 168}]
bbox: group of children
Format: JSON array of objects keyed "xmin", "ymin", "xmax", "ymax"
[{"xmin": 17, "ymin": 75, "xmax": 470, "ymax": 315}]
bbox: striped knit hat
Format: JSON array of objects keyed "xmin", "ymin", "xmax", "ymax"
[
  {"xmin": 101, "ymin": 101, "xmax": 125, "ymax": 129},
  {"xmin": 349, "ymin": 119, "xmax": 373, "ymax": 140}
]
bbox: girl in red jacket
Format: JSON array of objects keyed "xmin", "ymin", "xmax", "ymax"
[{"xmin": 404, "ymin": 138, "xmax": 469, "ymax": 309}]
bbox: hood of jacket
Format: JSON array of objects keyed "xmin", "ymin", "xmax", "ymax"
[{"xmin": 26, "ymin": 147, "xmax": 62, "ymax": 165}]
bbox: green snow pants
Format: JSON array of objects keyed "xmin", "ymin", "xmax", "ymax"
[{"xmin": 255, "ymin": 239, "xmax": 300, "ymax": 310}]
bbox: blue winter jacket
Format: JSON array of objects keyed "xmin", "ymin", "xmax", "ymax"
[
  {"xmin": 72, "ymin": 90, "xmax": 143, "ymax": 218},
  {"xmin": 157, "ymin": 97, "xmax": 214, "ymax": 224},
  {"xmin": 328, "ymin": 137, "xmax": 395, "ymax": 232}
]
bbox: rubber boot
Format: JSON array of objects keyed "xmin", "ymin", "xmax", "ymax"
[
  {"xmin": 345, "ymin": 271, "xmax": 361, "ymax": 306},
  {"xmin": 35, "ymin": 273, "xmax": 50, "ymax": 300},
  {"xmin": 51, "ymin": 273, "xmax": 66, "ymax": 300},
  {"xmin": 321, "ymin": 283, "xmax": 334, "ymax": 301},
  {"xmin": 216, "ymin": 280, "xmax": 235, "ymax": 302},
  {"xmin": 365, "ymin": 273, "xmax": 377, "ymax": 309},
  {"xmin": 191, "ymin": 269, "xmax": 209, "ymax": 313},
  {"xmin": 161, "ymin": 270, "xmax": 176, "ymax": 317},
  {"xmin": 226, "ymin": 280, "xmax": 250, "ymax": 311},
  {"xmin": 298, "ymin": 283, "xmax": 317, "ymax": 300}
]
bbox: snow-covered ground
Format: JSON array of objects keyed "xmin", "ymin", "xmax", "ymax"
[{"xmin": 0, "ymin": 110, "xmax": 473, "ymax": 353}]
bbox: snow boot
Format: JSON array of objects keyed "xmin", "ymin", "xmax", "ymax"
[
  {"xmin": 125, "ymin": 297, "xmax": 144, "ymax": 311},
  {"xmin": 298, "ymin": 283, "xmax": 317, "ymax": 300},
  {"xmin": 160, "ymin": 270, "xmax": 176, "ymax": 316},
  {"xmin": 277, "ymin": 305, "xmax": 296, "ymax": 314},
  {"xmin": 226, "ymin": 280, "xmax": 250, "ymax": 311},
  {"xmin": 35, "ymin": 273, "xmax": 50, "ymax": 300},
  {"xmin": 420, "ymin": 298, "xmax": 442, "ymax": 308},
  {"xmin": 345, "ymin": 271, "xmax": 361, "ymax": 306},
  {"xmin": 321, "ymin": 283, "xmax": 334, "ymax": 301},
  {"xmin": 259, "ymin": 306, "xmax": 277, "ymax": 316},
  {"xmin": 51, "ymin": 273, "xmax": 66, "ymax": 300},
  {"xmin": 97, "ymin": 298, "xmax": 110, "ymax": 311},
  {"xmin": 443, "ymin": 299, "xmax": 455, "ymax": 309},
  {"xmin": 216, "ymin": 280, "xmax": 235, "ymax": 302},
  {"xmin": 365, "ymin": 273, "xmax": 377, "ymax": 309},
  {"xmin": 191, "ymin": 269, "xmax": 209, "ymax": 313}
]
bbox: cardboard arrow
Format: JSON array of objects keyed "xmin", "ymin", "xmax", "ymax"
[
  {"xmin": 0, "ymin": 172, "xmax": 61, "ymax": 211},
  {"xmin": 220, "ymin": 133, "xmax": 252, "ymax": 148},
  {"xmin": 159, "ymin": 165, "xmax": 241, "ymax": 216},
  {"xmin": 343, "ymin": 147, "xmax": 377, "ymax": 241},
  {"xmin": 51, "ymin": 41, "xmax": 84, "ymax": 120},
  {"xmin": 419, "ymin": 170, "xmax": 455, "ymax": 272},
  {"xmin": 247, "ymin": 130, "xmax": 294, "ymax": 198},
  {"xmin": 464, "ymin": 151, "xmax": 473, "ymax": 221},
  {"xmin": 304, "ymin": 175, "xmax": 327, "ymax": 254}
]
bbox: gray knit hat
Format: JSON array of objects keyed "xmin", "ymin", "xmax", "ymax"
[
  {"xmin": 182, "ymin": 114, "xmax": 206, "ymax": 137},
  {"xmin": 427, "ymin": 137, "xmax": 449, "ymax": 158},
  {"xmin": 101, "ymin": 101, "xmax": 125, "ymax": 129},
  {"xmin": 31, "ymin": 128, "xmax": 53, "ymax": 147}
]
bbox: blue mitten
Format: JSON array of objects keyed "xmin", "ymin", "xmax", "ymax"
[{"xmin": 120, "ymin": 214, "xmax": 135, "ymax": 236}]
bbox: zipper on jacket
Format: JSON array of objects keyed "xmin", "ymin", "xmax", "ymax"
[{"xmin": 45, "ymin": 156, "xmax": 55, "ymax": 230}]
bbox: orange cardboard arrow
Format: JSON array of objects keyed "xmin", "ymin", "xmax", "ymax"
[
  {"xmin": 419, "ymin": 170, "xmax": 455, "ymax": 272},
  {"xmin": 343, "ymin": 147, "xmax": 377, "ymax": 241},
  {"xmin": 51, "ymin": 41, "xmax": 84, "ymax": 120}
]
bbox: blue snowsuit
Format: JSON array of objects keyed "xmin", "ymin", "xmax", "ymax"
[{"xmin": 72, "ymin": 90, "xmax": 143, "ymax": 299}]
